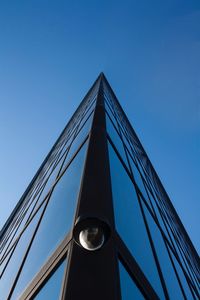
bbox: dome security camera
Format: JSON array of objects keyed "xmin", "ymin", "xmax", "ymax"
[{"xmin": 73, "ymin": 217, "xmax": 110, "ymax": 251}]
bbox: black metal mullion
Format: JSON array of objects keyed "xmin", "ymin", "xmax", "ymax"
[
  {"xmin": 107, "ymin": 132, "xmax": 192, "ymax": 292},
  {"xmin": 7, "ymin": 194, "xmax": 52, "ymax": 299},
  {"xmin": 61, "ymin": 76, "xmax": 121, "ymax": 300},
  {"xmin": 140, "ymin": 188, "xmax": 199, "ymax": 296},
  {"xmin": 0, "ymin": 240, "xmax": 18, "ymax": 278},
  {"xmin": 0, "ymin": 75, "xmax": 101, "ymax": 244},
  {"xmin": 116, "ymin": 233, "xmax": 159, "ymax": 300},
  {"xmin": 7, "ymin": 136, "xmax": 89, "ymax": 299},
  {"xmin": 20, "ymin": 234, "xmax": 71, "ymax": 300},
  {"xmin": 103, "ymin": 74, "xmax": 200, "ymax": 277},
  {"xmin": 1, "ymin": 73, "xmax": 199, "ymax": 300},
  {"xmin": 137, "ymin": 195, "xmax": 170, "ymax": 299},
  {"xmin": 129, "ymin": 152, "xmax": 157, "ymax": 217},
  {"xmin": 165, "ymin": 242, "xmax": 197, "ymax": 300},
  {"xmin": 107, "ymin": 132, "xmax": 173, "ymax": 298}
]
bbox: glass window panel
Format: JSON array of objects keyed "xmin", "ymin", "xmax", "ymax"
[
  {"xmin": 28, "ymin": 151, "xmax": 70, "ymax": 219},
  {"xmin": 170, "ymin": 250, "xmax": 196, "ymax": 300},
  {"xmin": 59, "ymin": 112, "xmax": 93, "ymax": 175},
  {"xmin": 104, "ymin": 97, "xmax": 113, "ymax": 113},
  {"xmin": 135, "ymin": 158, "xmax": 148, "ymax": 181},
  {"xmin": 146, "ymin": 189, "xmax": 172, "ymax": 244},
  {"xmin": 172, "ymin": 240, "xmax": 200, "ymax": 294},
  {"xmin": 10, "ymin": 142, "xmax": 87, "ymax": 300},
  {"xmin": 0, "ymin": 230, "xmax": 11, "ymax": 253},
  {"xmin": 108, "ymin": 143, "xmax": 165, "ymax": 299},
  {"xmin": 158, "ymin": 205, "xmax": 186, "ymax": 260},
  {"xmin": 129, "ymin": 155, "xmax": 150, "ymax": 203},
  {"xmin": 120, "ymin": 130, "xmax": 134, "ymax": 158},
  {"xmin": 143, "ymin": 203, "xmax": 185, "ymax": 299},
  {"xmin": 53, "ymin": 130, "xmax": 74, "ymax": 164},
  {"xmin": 104, "ymin": 93, "xmax": 115, "ymax": 112},
  {"xmin": 0, "ymin": 208, "xmax": 42, "ymax": 300},
  {"xmin": 105, "ymin": 101, "xmax": 119, "ymax": 130},
  {"xmin": 81, "ymin": 99, "xmax": 96, "ymax": 124},
  {"xmin": 0, "ymin": 193, "xmax": 41, "ymax": 256},
  {"xmin": 119, "ymin": 260, "xmax": 145, "ymax": 300},
  {"xmin": 105, "ymin": 104, "xmax": 131, "ymax": 153},
  {"xmin": 84, "ymin": 94, "xmax": 96, "ymax": 109},
  {"xmin": 106, "ymin": 115, "xmax": 128, "ymax": 168},
  {"xmin": 75, "ymin": 111, "xmax": 94, "ymax": 144},
  {"xmin": 0, "ymin": 216, "xmax": 25, "ymax": 259},
  {"xmin": 129, "ymin": 140, "xmax": 139, "ymax": 162},
  {"xmin": 33, "ymin": 259, "xmax": 66, "ymax": 300},
  {"xmin": 0, "ymin": 246, "xmax": 12, "ymax": 275},
  {"xmin": 0, "ymin": 216, "xmax": 31, "ymax": 264}
]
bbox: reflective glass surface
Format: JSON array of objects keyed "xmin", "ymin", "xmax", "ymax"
[
  {"xmin": 0, "ymin": 208, "xmax": 42, "ymax": 300},
  {"xmin": 80, "ymin": 99, "xmax": 96, "ymax": 125},
  {"xmin": 29, "ymin": 152, "xmax": 69, "ymax": 218},
  {"xmin": 10, "ymin": 142, "xmax": 88, "ymax": 299},
  {"xmin": 71, "ymin": 111, "xmax": 93, "ymax": 152},
  {"xmin": 104, "ymin": 93, "xmax": 115, "ymax": 113},
  {"xmin": 120, "ymin": 129, "xmax": 134, "ymax": 158},
  {"xmin": 129, "ymin": 155, "xmax": 150, "ymax": 202},
  {"xmin": 147, "ymin": 191, "xmax": 171, "ymax": 243},
  {"xmin": 0, "ymin": 188, "xmax": 45, "ymax": 257},
  {"xmin": 0, "ymin": 216, "xmax": 27, "ymax": 261},
  {"xmin": 33, "ymin": 259, "xmax": 66, "ymax": 300},
  {"xmin": 59, "ymin": 112, "xmax": 93, "ymax": 174},
  {"xmin": 170, "ymin": 249, "xmax": 196, "ymax": 300},
  {"xmin": 143, "ymin": 204, "xmax": 185, "ymax": 299},
  {"xmin": 108, "ymin": 143, "xmax": 165, "ymax": 299},
  {"xmin": 105, "ymin": 101, "xmax": 119, "ymax": 131},
  {"xmin": 0, "ymin": 246, "xmax": 12, "ymax": 276},
  {"xmin": 106, "ymin": 114, "xmax": 128, "ymax": 168},
  {"xmin": 119, "ymin": 260, "xmax": 144, "ymax": 299}
]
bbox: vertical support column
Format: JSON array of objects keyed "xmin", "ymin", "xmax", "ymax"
[{"xmin": 62, "ymin": 78, "xmax": 121, "ymax": 300}]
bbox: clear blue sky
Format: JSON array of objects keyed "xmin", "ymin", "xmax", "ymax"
[{"xmin": 0, "ymin": 0, "xmax": 199, "ymax": 253}]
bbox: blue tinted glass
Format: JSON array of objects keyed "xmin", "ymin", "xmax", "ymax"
[
  {"xmin": 81, "ymin": 99, "xmax": 96, "ymax": 123},
  {"xmin": 120, "ymin": 130, "xmax": 134, "ymax": 157},
  {"xmin": 108, "ymin": 143, "xmax": 165, "ymax": 299},
  {"xmin": 0, "ymin": 208, "xmax": 35, "ymax": 263},
  {"xmin": 143, "ymin": 204, "xmax": 185, "ymax": 299},
  {"xmin": 0, "ymin": 187, "xmax": 45, "ymax": 256},
  {"xmin": 135, "ymin": 158, "xmax": 147, "ymax": 181},
  {"xmin": 105, "ymin": 101, "xmax": 119, "ymax": 130},
  {"xmin": 146, "ymin": 190, "xmax": 171, "ymax": 243},
  {"xmin": 59, "ymin": 113, "xmax": 93, "ymax": 175},
  {"xmin": 50, "ymin": 133, "xmax": 74, "ymax": 170},
  {"xmin": 170, "ymin": 250, "xmax": 196, "ymax": 300},
  {"xmin": 33, "ymin": 260, "xmax": 66, "ymax": 300},
  {"xmin": 129, "ymin": 155, "xmax": 150, "ymax": 202},
  {"xmin": 29, "ymin": 153, "xmax": 69, "ymax": 218},
  {"xmin": 11, "ymin": 142, "xmax": 87, "ymax": 299},
  {"xmin": 73, "ymin": 111, "xmax": 93, "ymax": 148},
  {"xmin": 0, "ymin": 216, "xmax": 26, "ymax": 260},
  {"xmin": 104, "ymin": 93, "xmax": 114, "ymax": 112},
  {"xmin": 119, "ymin": 261, "xmax": 145, "ymax": 299},
  {"xmin": 0, "ymin": 246, "xmax": 12, "ymax": 275},
  {"xmin": 106, "ymin": 115, "xmax": 128, "ymax": 168},
  {"xmin": 0, "ymin": 209, "xmax": 42, "ymax": 300}
]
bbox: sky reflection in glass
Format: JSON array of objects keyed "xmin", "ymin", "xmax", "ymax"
[
  {"xmin": 10, "ymin": 141, "xmax": 87, "ymax": 300},
  {"xmin": 108, "ymin": 143, "xmax": 165, "ymax": 299},
  {"xmin": 33, "ymin": 259, "xmax": 66, "ymax": 300},
  {"xmin": 119, "ymin": 260, "xmax": 144, "ymax": 299}
]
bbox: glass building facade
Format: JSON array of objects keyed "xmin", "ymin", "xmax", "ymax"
[{"xmin": 0, "ymin": 73, "xmax": 199, "ymax": 300}]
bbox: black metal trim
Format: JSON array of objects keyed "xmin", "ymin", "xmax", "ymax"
[
  {"xmin": 115, "ymin": 233, "xmax": 159, "ymax": 300},
  {"xmin": 61, "ymin": 76, "xmax": 121, "ymax": 300},
  {"xmin": 19, "ymin": 234, "xmax": 71, "ymax": 300}
]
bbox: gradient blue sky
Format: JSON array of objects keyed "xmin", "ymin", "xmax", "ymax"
[{"xmin": 0, "ymin": 1, "xmax": 199, "ymax": 252}]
